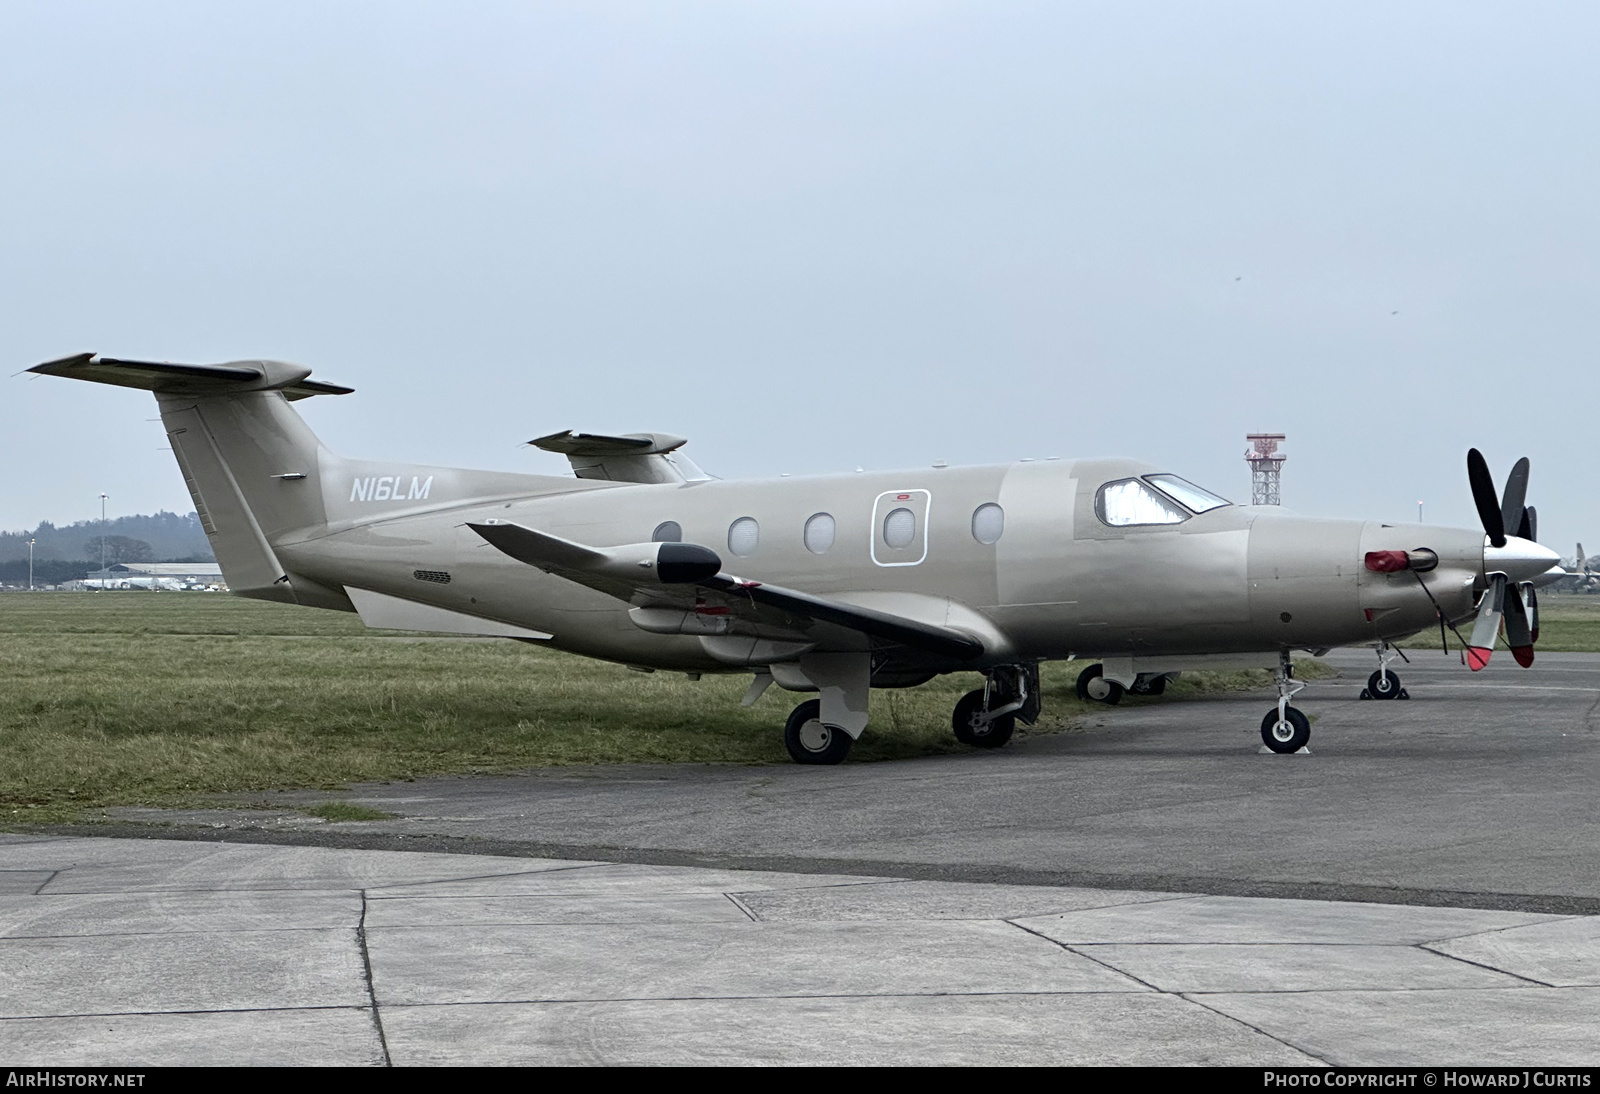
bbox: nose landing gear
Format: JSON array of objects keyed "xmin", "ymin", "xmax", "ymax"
[
  {"xmin": 1360, "ymin": 643, "xmax": 1410, "ymax": 700},
  {"xmin": 1260, "ymin": 651, "xmax": 1312, "ymax": 754}
]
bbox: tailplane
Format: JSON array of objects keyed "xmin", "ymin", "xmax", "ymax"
[{"xmin": 29, "ymin": 353, "xmax": 350, "ymax": 606}]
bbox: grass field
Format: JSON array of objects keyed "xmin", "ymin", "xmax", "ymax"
[
  {"xmin": 12, "ymin": 591, "xmax": 1590, "ymax": 824},
  {"xmin": 0, "ymin": 592, "xmax": 1096, "ymax": 823},
  {"xmin": 1393, "ymin": 592, "xmax": 1600, "ymax": 654}
]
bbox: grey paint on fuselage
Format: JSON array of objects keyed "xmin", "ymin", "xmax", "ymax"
[{"xmin": 278, "ymin": 451, "xmax": 1483, "ymax": 674}]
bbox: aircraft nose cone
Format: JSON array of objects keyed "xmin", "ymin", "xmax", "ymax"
[{"xmin": 1484, "ymin": 536, "xmax": 1561, "ymax": 583}]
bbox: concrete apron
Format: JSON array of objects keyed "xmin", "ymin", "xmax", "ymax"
[{"xmin": 1, "ymin": 835, "xmax": 1596, "ymax": 1066}]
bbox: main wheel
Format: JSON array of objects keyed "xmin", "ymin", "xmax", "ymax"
[
  {"xmin": 1367, "ymin": 669, "xmax": 1402, "ymax": 700},
  {"xmin": 784, "ymin": 699, "xmax": 854, "ymax": 765},
  {"xmin": 1260, "ymin": 706, "xmax": 1311, "ymax": 753},
  {"xmin": 1075, "ymin": 664, "xmax": 1124, "ymax": 705},
  {"xmin": 952, "ymin": 689, "xmax": 1015, "ymax": 749},
  {"xmin": 1130, "ymin": 673, "xmax": 1167, "ymax": 696}
]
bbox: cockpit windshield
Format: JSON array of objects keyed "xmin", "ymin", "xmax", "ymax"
[
  {"xmin": 1096, "ymin": 479, "xmax": 1189, "ymax": 526},
  {"xmin": 1145, "ymin": 474, "xmax": 1230, "ymax": 514}
]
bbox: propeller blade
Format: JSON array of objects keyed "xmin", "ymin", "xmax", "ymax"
[
  {"xmin": 1468, "ymin": 448, "xmax": 1507, "ymax": 548},
  {"xmin": 1526, "ymin": 582, "xmax": 1540, "ymax": 644},
  {"xmin": 1504, "ymin": 582, "xmax": 1534, "ymax": 667},
  {"xmin": 1500, "ymin": 457, "xmax": 1530, "ymax": 539},
  {"xmin": 1467, "ymin": 573, "xmax": 1505, "ymax": 671},
  {"xmin": 1521, "ymin": 505, "xmax": 1537, "ymax": 543}
]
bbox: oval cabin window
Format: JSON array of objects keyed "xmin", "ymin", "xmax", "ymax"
[
  {"xmin": 727, "ymin": 517, "xmax": 760, "ymax": 557},
  {"xmin": 883, "ymin": 507, "xmax": 916, "ymax": 549},
  {"xmin": 652, "ymin": 521, "xmax": 682, "ymax": 543},
  {"xmin": 971, "ymin": 503, "xmax": 1004, "ymax": 544},
  {"xmin": 804, "ymin": 512, "xmax": 835, "ymax": 555}
]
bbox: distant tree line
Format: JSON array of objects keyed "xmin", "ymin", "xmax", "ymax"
[
  {"xmin": 0, "ymin": 511, "xmax": 213, "ymax": 564},
  {"xmin": 0, "ymin": 559, "xmax": 96, "ymax": 585}
]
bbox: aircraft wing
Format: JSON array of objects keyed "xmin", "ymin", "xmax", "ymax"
[{"xmin": 467, "ymin": 521, "xmax": 984, "ymax": 662}]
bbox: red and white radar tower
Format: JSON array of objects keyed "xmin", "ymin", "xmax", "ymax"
[{"xmin": 1245, "ymin": 434, "xmax": 1287, "ymax": 506}]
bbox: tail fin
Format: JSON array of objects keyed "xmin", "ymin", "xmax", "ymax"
[{"xmin": 29, "ymin": 353, "xmax": 351, "ymax": 605}]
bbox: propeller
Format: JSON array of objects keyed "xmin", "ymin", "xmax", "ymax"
[{"xmin": 1465, "ymin": 449, "xmax": 1540, "ymax": 671}]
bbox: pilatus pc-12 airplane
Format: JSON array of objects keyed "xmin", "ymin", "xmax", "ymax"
[{"xmin": 29, "ymin": 353, "xmax": 1561, "ymax": 763}]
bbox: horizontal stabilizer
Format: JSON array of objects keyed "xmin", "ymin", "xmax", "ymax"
[{"xmin": 28, "ymin": 353, "xmax": 353, "ymax": 401}]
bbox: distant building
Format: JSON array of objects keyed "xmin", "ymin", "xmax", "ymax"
[{"xmin": 76, "ymin": 563, "xmax": 225, "ymax": 590}]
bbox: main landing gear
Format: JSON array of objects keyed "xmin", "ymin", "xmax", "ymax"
[
  {"xmin": 784, "ymin": 699, "xmax": 854, "ymax": 765},
  {"xmin": 1360, "ymin": 643, "xmax": 1410, "ymax": 701},
  {"xmin": 1261, "ymin": 650, "xmax": 1311, "ymax": 753},
  {"xmin": 1076, "ymin": 664, "xmax": 1169, "ymax": 704},
  {"xmin": 952, "ymin": 664, "xmax": 1040, "ymax": 750},
  {"xmin": 1075, "ymin": 663, "xmax": 1122, "ymax": 704}
]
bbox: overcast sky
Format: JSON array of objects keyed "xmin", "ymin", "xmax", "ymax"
[{"xmin": 4, "ymin": 2, "xmax": 1596, "ymax": 552}]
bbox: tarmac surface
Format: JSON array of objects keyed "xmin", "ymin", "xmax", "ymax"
[
  {"xmin": 2, "ymin": 834, "xmax": 1597, "ymax": 1065},
  {"xmin": 7, "ymin": 648, "xmax": 1599, "ymax": 1064},
  {"xmin": 103, "ymin": 648, "xmax": 1600, "ymax": 912}
]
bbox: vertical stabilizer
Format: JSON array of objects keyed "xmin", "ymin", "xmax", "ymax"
[{"xmin": 29, "ymin": 353, "xmax": 351, "ymax": 606}]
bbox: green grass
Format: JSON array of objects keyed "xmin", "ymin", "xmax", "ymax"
[
  {"xmin": 0, "ymin": 591, "xmax": 1420, "ymax": 824},
  {"xmin": 0, "ymin": 592, "xmax": 1099, "ymax": 823},
  {"xmin": 1393, "ymin": 592, "xmax": 1600, "ymax": 654}
]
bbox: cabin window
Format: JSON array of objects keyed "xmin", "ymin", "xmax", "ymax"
[
  {"xmin": 971, "ymin": 503, "xmax": 1004, "ymax": 544},
  {"xmin": 1095, "ymin": 479, "xmax": 1188, "ymax": 526},
  {"xmin": 804, "ymin": 512, "xmax": 835, "ymax": 555},
  {"xmin": 1145, "ymin": 474, "xmax": 1229, "ymax": 513},
  {"xmin": 728, "ymin": 517, "xmax": 760, "ymax": 557},
  {"xmin": 883, "ymin": 507, "xmax": 917, "ymax": 549},
  {"xmin": 652, "ymin": 521, "xmax": 682, "ymax": 542}
]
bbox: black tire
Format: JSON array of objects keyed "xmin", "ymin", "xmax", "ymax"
[
  {"xmin": 1130, "ymin": 674, "xmax": 1167, "ymax": 696},
  {"xmin": 1260, "ymin": 706, "xmax": 1311, "ymax": 753},
  {"xmin": 784, "ymin": 699, "xmax": 854, "ymax": 765},
  {"xmin": 1367, "ymin": 669, "xmax": 1402, "ymax": 700},
  {"xmin": 1075, "ymin": 664, "xmax": 1124, "ymax": 705},
  {"xmin": 952, "ymin": 689, "xmax": 1015, "ymax": 749}
]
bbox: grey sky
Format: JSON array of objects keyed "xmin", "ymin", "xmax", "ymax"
[{"xmin": 4, "ymin": 2, "xmax": 1596, "ymax": 552}]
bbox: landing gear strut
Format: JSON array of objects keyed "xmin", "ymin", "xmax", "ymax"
[
  {"xmin": 1360, "ymin": 643, "xmax": 1409, "ymax": 700},
  {"xmin": 953, "ymin": 664, "xmax": 1039, "ymax": 749},
  {"xmin": 1260, "ymin": 651, "xmax": 1311, "ymax": 754}
]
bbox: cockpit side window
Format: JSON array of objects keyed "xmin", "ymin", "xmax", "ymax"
[
  {"xmin": 1145, "ymin": 474, "xmax": 1230, "ymax": 513},
  {"xmin": 1095, "ymin": 479, "xmax": 1189, "ymax": 526}
]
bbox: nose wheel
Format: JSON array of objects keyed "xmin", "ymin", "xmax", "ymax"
[
  {"xmin": 1360, "ymin": 644, "xmax": 1410, "ymax": 700},
  {"xmin": 1260, "ymin": 650, "xmax": 1312, "ymax": 753},
  {"xmin": 1260, "ymin": 706, "xmax": 1311, "ymax": 753},
  {"xmin": 1363, "ymin": 669, "xmax": 1408, "ymax": 700}
]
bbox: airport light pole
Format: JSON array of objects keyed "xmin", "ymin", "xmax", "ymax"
[
  {"xmin": 1418, "ymin": 501, "xmax": 1424, "ymax": 523},
  {"xmin": 100, "ymin": 493, "xmax": 108, "ymax": 587},
  {"xmin": 27, "ymin": 537, "xmax": 35, "ymax": 591}
]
